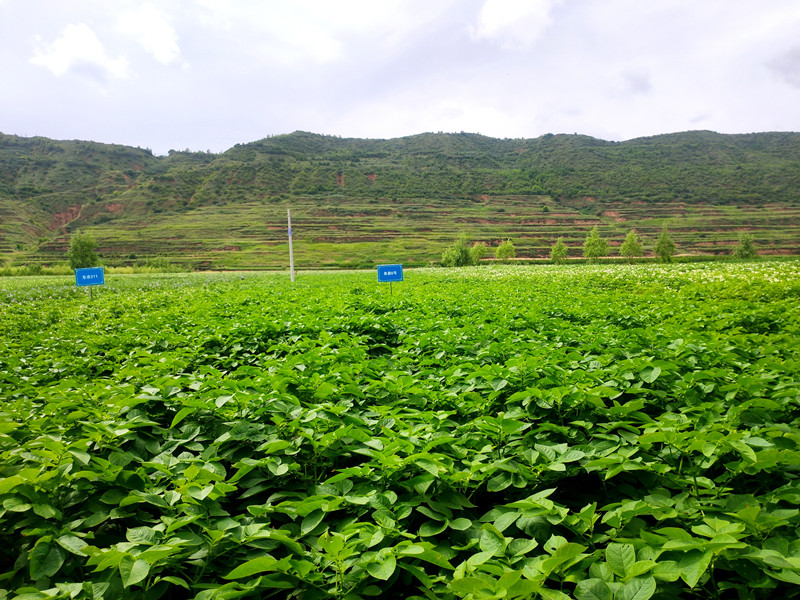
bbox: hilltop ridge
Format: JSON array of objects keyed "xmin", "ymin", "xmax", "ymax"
[{"xmin": 1, "ymin": 130, "xmax": 799, "ymax": 269}]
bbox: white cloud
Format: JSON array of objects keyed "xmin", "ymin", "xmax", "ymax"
[
  {"xmin": 29, "ymin": 23, "xmax": 130, "ymax": 80},
  {"xmin": 257, "ymin": 17, "xmax": 344, "ymax": 66},
  {"xmin": 191, "ymin": 2, "xmax": 343, "ymax": 66},
  {"xmin": 119, "ymin": 4, "xmax": 182, "ymax": 66},
  {"xmin": 471, "ymin": 0, "xmax": 563, "ymax": 48},
  {"xmin": 190, "ymin": 0, "xmax": 458, "ymax": 66},
  {"xmin": 620, "ymin": 69, "xmax": 653, "ymax": 95},
  {"xmin": 7, "ymin": 0, "xmax": 800, "ymax": 154},
  {"xmin": 768, "ymin": 46, "xmax": 800, "ymax": 89},
  {"xmin": 194, "ymin": 0, "xmax": 234, "ymax": 29}
]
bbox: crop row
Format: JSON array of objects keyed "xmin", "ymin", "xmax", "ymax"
[{"xmin": 1, "ymin": 263, "xmax": 799, "ymax": 599}]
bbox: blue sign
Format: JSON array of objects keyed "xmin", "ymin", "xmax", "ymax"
[
  {"xmin": 377, "ymin": 264, "xmax": 403, "ymax": 282},
  {"xmin": 75, "ymin": 267, "xmax": 105, "ymax": 287}
]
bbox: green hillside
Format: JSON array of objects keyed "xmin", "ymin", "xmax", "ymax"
[{"xmin": 1, "ymin": 130, "xmax": 799, "ymax": 270}]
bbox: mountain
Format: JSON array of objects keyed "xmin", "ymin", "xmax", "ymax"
[{"xmin": 1, "ymin": 130, "xmax": 799, "ymax": 269}]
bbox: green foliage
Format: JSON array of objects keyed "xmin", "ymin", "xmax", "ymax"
[
  {"xmin": 3, "ymin": 131, "xmax": 800, "ymax": 270},
  {"xmin": 655, "ymin": 225, "xmax": 676, "ymax": 263},
  {"xmin": 550, "ymin": 238, "xmax": 568, "ymax": 264},
  {"xmin": 469, "ymin": 242, "xmax": 488, "ymax": 264},
  {"xmin": 0, "ymin": 264, "xmax": 72, "ymax": 277},
  {"xmin": 733, "ymin": 233, "xmax": 758, "ymax": 259},
  {"xmin": 495, "ymin": 239, "xmax": 516, "ymax": 262},
  {"xmin": 442, "ymin": 235, "xmax": 473, "ymax": 267},
  {"xmin": 137, "ymin": 256, "xmax": 183, "ymax": 273},
  {"xmin": 1, "ymin": 263, "xmax": 800, "ymax": 598},
  {"xmin": 620, "ymin": 229, "xmax": 644, "ymax": 261},
  {"xmin": 583, "ymin": 226, "xmax": 608, "ymax": 261},
  {"xmin": 67, "ymin": 230, "xmax": 98, "ymax": 269}
]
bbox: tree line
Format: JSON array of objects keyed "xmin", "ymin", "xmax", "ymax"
[
  {"xmin": 442, "ymin": 226, "xmax": 758, "ymax": 266},
  {"xmin": 67, "ymin": 226, "xmax": 758, "ymax": 272},
  {"xmin": 441, "ymin": 235, "xmax": 515, "ymax": 267}
]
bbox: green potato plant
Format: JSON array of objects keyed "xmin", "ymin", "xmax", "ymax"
[{"xmin": 1, "ymin": 262, "xmax": 799, "ymax": 599}]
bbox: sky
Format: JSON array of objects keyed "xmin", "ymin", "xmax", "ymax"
[{"xmin": 2, "ymin": 0, "xmax": 800, "ymax": 155}]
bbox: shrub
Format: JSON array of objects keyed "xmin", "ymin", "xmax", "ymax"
[
  {"xmin": 469, "ymin": 242, "xmax": 488, "ymax": 265},
  {"xmin": 441, "ymin": 235, "xmax": 472, "ymax": 267},
  {"xmin": 655, "ymin": 225, "xmax": 676, "ymax": 263},
  {"xmin": 583, "ymin": 226, "xmax": 608, "ymax": 262},
  {"xmin": 550, "ymin": 238, "xmax": 568, "ymax": 263},
  {"xmin": 620, "ymin": 229, "xmax": 643, "ymax": 262},
  {"xmin": 732, "ymin": 233, "xmax": 758, "ymax": 260},
  {"xmin": 496, "ymin": 239, "xmax": 515, "ymax": 263},
  {"xmin": 68, "ymin": 230, "xmax": 99, "ymax": 269},
  {"xmin": 145, "ymin": 256, "xmax": 173, "ymax": 271}
]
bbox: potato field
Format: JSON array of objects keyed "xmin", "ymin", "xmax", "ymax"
[{"xmin": 1, "ymin": 262, "xmax": 800, "ymax": 600}]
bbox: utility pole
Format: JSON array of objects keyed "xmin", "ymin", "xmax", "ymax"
[{"xmin": 288, "ymin": 208, "xmax": 295, "ymax": 282}]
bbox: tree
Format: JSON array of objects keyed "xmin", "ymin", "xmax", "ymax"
[
  {"xmin": 550, "ymin": 238, "xmax": 568, "ymax": 264},
  {"xmin": 68, "ymin": 230, "xmax": 99, "ymax": 269},
  {"xmin": 583, "ymin": 226, "xmax": 608, "ymax": 262},
  {"xmin": 732, "ymin": 233, "xmax": 758, "ymax": 259},
  {"xmin": 495, "ymin": 239, "xmax": 515, "ymax": 263},
  {"xmin": 469, "ymin": 242, "xmax": 487, "ymax": 265},
  {"xmin": 441, "ymin": 235, "xmax": 472, "ymax": 267},
  {"xmin": 654, "ymin": 224, "xmax": 676, "ymax": 263},
  {"xmin": 620, "ymin": 229, "xmax": 643, "ymax": 262}
]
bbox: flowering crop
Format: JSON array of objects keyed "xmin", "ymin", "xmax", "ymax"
[{"xmin": 1, "ymin": 263, "xmax": 799, "ymax": 599}]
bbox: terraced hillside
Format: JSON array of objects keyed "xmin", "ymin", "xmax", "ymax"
[{"xmin": 1, "ymin": 130, "xmax": 799, "ymax": 269}]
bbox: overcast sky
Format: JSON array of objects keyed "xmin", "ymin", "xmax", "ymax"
[{"xmin": 2, "ymin": 0, "xmax": 799, "ymax": 155}]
